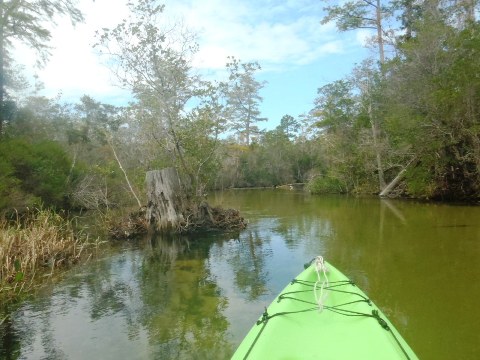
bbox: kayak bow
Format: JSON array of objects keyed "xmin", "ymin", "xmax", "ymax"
[{"xmin": 232, "ymin": 256, "xmax": 418, "ymax": 359}]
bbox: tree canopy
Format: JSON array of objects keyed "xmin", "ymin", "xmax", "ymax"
[{"xmin": 1, "ymin": 0, "xmax": 480, "ymax": 214}]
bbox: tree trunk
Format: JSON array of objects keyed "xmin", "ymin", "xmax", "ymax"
[
  {"xmin": 379, "ymin": 168, "xmax": 406, "ymax": 197},
  {"xmin": 0, "ymin": 0, "xmax": 5, "ymax": 138},
  {"xmin": 107, "ymin": 134, "xmax": 142, "ymax": 208},
  {"xmin": 368, "ymin": 103, "xmax": 386, "ymax": 191},
  {"xmin": 379, "ymin": 158, "xmax": 416, "ymax": 197},
  {"xmin": 376, "ymin": 0, "xmax": 385, "ymax": 65},
  {"xmin": 145, "ymin": 168, "xmax": 185, "ymax": 232}
]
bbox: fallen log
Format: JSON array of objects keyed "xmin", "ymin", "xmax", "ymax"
[
  {"xmin": 380, "ymin": 158, "xmax": 416, "ymax": 198},
  {"xmin": 379, "ymin": 168, "xmax": 407, "ymax": 197}
]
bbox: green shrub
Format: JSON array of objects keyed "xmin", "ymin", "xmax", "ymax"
[
  {"xmin": 0, "ymin": 138, "xmax": 73, "ymax": 210},
  {"xmin": 405, "ymin": 165, "xmax": 436, "ymax": 199},
  {"xmin": 307, "ymin": 176, "xmax": 345, "ymax": 194}
]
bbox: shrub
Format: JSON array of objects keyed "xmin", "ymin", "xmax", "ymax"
[
  {"xmin": 307, "ymin": 175, "xmax": 345, "ymax": 194},
  {"xmin": 0, "ymin": 139, "xmax": 73, "ymax": 211}
]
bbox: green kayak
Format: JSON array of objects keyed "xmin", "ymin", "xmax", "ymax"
[{"xmin": 232, "ymin": 257, "xmax": 418, "ymax": 359}]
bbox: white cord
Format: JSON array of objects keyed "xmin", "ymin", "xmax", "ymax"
[{"xmin": 313, "ymin": 256, "xmax": 329, "ymax": 312}]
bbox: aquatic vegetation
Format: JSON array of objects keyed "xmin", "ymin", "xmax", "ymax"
[{"xmin": 0, "ymin": 209, "xmax": 97, "ymax": 303}]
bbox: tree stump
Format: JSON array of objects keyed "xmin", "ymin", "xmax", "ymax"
[{"xmin": 146, "ymin": 168, "xmax": 185, "ymax": 232}]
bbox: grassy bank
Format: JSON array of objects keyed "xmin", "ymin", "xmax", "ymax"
[{"xmin": 0, "ymin": 209, "xmax": 98, "ymax": 304}]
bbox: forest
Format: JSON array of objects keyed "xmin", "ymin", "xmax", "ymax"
[{"xmin": 1, "ymin": 0, "xmax": 480, "ymax": 217}]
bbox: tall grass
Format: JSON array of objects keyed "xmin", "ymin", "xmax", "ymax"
[{"xmin": 0, "ymin": 209, "xmax": 96, "ymax": 302}]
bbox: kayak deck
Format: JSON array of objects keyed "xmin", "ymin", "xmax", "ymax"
[{"xmin": 232, "ymin": 259, "xmax": 418, "ymax": 359}]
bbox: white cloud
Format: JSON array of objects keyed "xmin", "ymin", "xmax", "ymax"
[
  {"xmin": 12, "ymin": 0, "xmax": 365, "ymax": 106},
  {"xmin": 13, "ymin": 0, "xmax": 130, "ymax": 103},
  {"xmin": 163, "ymin": 0, "xmax": 345, "ymax": 71},
  {"xmin": 355, "ymin": 28, "xmax": 373, "ymax": 47},
  {"xmin": 192, "ymin": 45, "xmax": 231, "ymax": 69}
]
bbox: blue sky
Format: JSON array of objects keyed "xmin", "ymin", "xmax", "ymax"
[{"xmin": 16, "ymin": 0, "xmax": 373, "ymax": 130}]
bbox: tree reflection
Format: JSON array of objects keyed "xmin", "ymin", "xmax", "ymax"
[
  {"xmin": 1, "ymin": 233, "xmax": 233, "ymax": 359},
  {"xmin": 227, "ymin": 229, "xmax": 269, "ymax": 301},
  {"xmin": 139, "ymin": 233, "xmax": 233, "ymax": 359},
  {"xmin": 0, "ymin": 316, "xmax": 21, "ymax": 360}
]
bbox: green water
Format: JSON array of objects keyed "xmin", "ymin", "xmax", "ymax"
[{"xmin": 1, "ymin": 190, "xmax": 479, "ymax": 359}]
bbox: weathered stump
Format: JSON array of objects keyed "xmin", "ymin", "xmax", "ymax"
[{"xmin": 146, "ymin": 168, "xmax": 185, "ymax": 232}]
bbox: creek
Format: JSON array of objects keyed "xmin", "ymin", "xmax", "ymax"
[{"xmin": 1, "ymin": 190, "xmax": 479, "ymax": 359}]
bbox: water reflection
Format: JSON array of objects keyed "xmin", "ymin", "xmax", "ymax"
[
  {"xmin": 226, "ymin": 229, "xmax": 270, "ymax": 301},
  {"xmin": 0, "ymin": 317, "xmax": 20, "ymax": 360},
  {"xmin": 1, "ymin": 191, "xmax": 479, "ymax": 360},
  {"xmin": 3, "ymin": 234, "xmax": 235, "ymax": 360},
  {"xmin": 139, "ymin": 234, "xmax": 232, "ymax": 359}
]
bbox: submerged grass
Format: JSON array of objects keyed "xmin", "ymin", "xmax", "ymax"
[{"xmin": 0, "ymin": 209, "xmax": 99, "ymax": 303}]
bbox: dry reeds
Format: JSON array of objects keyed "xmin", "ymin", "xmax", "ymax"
[{"xmin": 0, "ymin": 209, "xmax": 95, "ymax": 301}]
